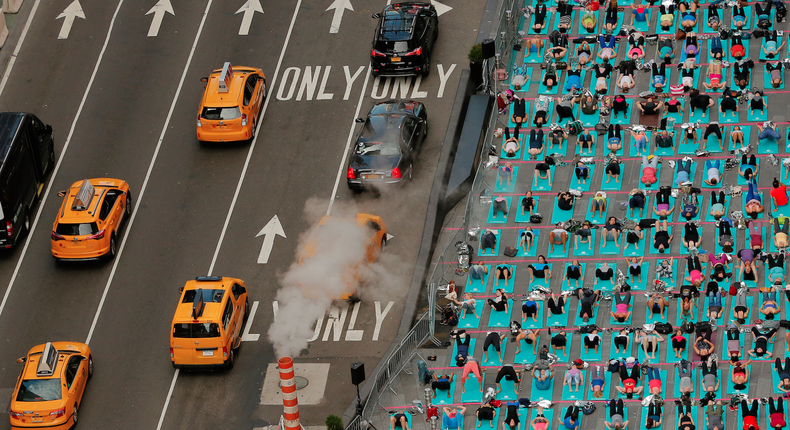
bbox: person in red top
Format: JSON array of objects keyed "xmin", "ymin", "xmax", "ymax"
[
  {"xmin": 616, "ymin": 362, "xmax": 644, "ymax": 398},
  {"xmin": 742, "ymin": 399, "xmax": 760, "ymax": 430},
  {"xmin": 769, "ymin": 397, "xmax": 786, "ymax": 430},
  {"xmin": 771, "ymin": 178, "xmax": 789, "ymax": 211}
]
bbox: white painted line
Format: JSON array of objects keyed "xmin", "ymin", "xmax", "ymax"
[
  {"xmin": 156, "ymin": 369, "xmax": 180, "ymax": 430},
  {"xmin": 56, "ymin": 0, "xmax": 85, "ymax": 40},
  {"xmin": 373, "ymin": 301, "xmax": 394, "ymax": 341},
  {"xmin": 0, "ymin": 0, "xmax": 43, "ymax": 97},
  {"xmin": 326, "ymin": 64, "xmax": 371, "ymax": 216},
  {"xmin": 146, "ymin": 0, "xmax": 174, "ymax": 37},
  {"xmin": 235, "ymin": 0, "xmax": 263, "ymax": 36},
  {"xmin": 242, "ymin": 300, "xmax": 260, "ymax": 341},
  {"xmin": 255, "ymin": 214, "xmax": 286, "ymax": 264},
  {"xmin": 0, "ymin": 0, "xmax": 125, "ymax": 322},
  {"xmin": 207, "ymin": 0, "xmax": 303, "ymax": 275}
]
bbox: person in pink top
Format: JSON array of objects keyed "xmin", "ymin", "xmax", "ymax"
[
  {"xmin": 671, "ymin": 328, "xmax": 687, "ymax": 359},
  {"xmin": 684, "ymin": 255, "xmax": 704, "ymax": 288}
]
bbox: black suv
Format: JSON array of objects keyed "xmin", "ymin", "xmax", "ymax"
[{"xmin": 370, "ymin": 3, "xmax": 438, "ymax": 77}]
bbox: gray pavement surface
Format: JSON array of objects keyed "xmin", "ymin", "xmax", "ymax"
[{"xmin": 0, "ymin": 0, "xmax": 487, "ymax": 429}]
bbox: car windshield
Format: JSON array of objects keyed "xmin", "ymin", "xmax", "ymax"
[
  {"xmin": 172, "ymin": 323, "xmax": 220, "ymax": 338},
  {"xmin": 201, "ymin": 106, "xmax": 241, "ymax": 120},
  {"xmin": 56, "ymin": 222, "xmax": 98, "ymax": 236},
  {"xmin": 181, "ymin": 289, "xmax": 225, "ymax": 304},
  {"xmin": 16, "ymin": 379, "xmax": 61, "ymax": 402}
]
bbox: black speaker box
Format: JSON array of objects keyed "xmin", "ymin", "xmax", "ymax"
[
  {"xmin": 351, "ymin": 362, "xmax": 366, "ymax": 385},
  {"xmin": 482, "ymin": 39, "xmax": 496, "ymax": 59}
]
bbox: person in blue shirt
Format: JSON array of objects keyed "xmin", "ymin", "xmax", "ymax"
[
  {"xmin": 442, "ymin": 406, "xmax": 466, "ymax": 430},
  {"xmin": 740, "ymin": 154, "xmax": 759, "ymax": 182},
  {"xmin": 559, "ymin": 406, "xmax": 581, "ymax": 430},
  {"xmin": 533, "ymin": 367, "xmax": 554, "ymax": 390},
  {"xmin": 759, "ymin": 122, "xmax": 782, "ymax": 145}
]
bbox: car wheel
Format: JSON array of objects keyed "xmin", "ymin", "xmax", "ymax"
[
  {"xmin": 225, "ymin": 350, "xmax": 235, "ymax": 369},
  {"xmin": 243, "ymin": 299, "xmax": 250, "ymax": 324},
  {"xmin": 422, "ymin": 58, "xmax": 431, "ymax": 76},
  {"xmin": 125, "ymin": 191, "xmax": 133, "ymax": 219},
  {"xmin": 23, "ymin": 214, "xmax": 30, "ymax": 237},
  {"xmin": 88, "ymin": 356, "xmax": 93, "ymax": 379},
  {"xmin": 380, "ymin": 237, "xmax": 387, "ymax": 250},
  {"xmin": 107, "ymin": 235, "xmax": 117, "ymax": 260},
  {"xmin": 408, "ymin": 163, "xmax": 414, "ymax": 181},
  {"xmin": 72, "ymin": 404, "xmax": 78, "ymax": 426}
]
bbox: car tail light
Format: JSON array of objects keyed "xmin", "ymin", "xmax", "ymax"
[
  {"xmin": 196, "ymin": 114, "xmax": 202, "ymax": 127},
  {"xmin": 347, "ymin": 167, "xmax": 356, "ymax": 180},
  {"xmin": 86, "ymin": 229, "xmax": 105, "ymax": 240},
  {"xmin": 6, "ymin": 221, "xmax": 12, "ymax": 238},
  {"xmin": 50, "ymin": 408, "xmax": 65, "ymax": 418},
  {"xmin": 404, "ymin": 47, "xmax": 423, "ymax": 56},
  {"xmin": 241, "ymin": 114, "xmax": 248, "ymax": 126},
  {"xmin": 371, "ymin": 49, "xmax": 386, "ymax": 57},
  {"xmin": 222, "ymin": 346, "xmax": 228, "ymax": 358},
  {"xmin": 9, "ymin": 411, "xmax": 24, "ymax": 420},
  {"xmin": 51, "ymin": 231, "xmax": 65, "ymax": 241},
  {"xmin": 170, "ymin": 347, "xmax": 174, "ymax": 359},
  {"xmin": 391, "ymin": 167, "xmax": 402, "ymax": 179}
]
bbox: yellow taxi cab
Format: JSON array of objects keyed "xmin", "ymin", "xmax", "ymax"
[
  {"xmin": 9, "ymin": 341, "xmax": 92, "ymax": 430},
  {"xmin": 170, "ymin": 276, "xmax": 249, "ymax": 369},
  {"xmin": 299, "ymin": 213, "xmax": 387, "ymax": 300},
  {"xmin": 196, "ymin": 62, "xmax": 266, "ymax": 142},
  {"xmin": 50, "ymin": 178, "xmax": 131, "ymax": 261}
]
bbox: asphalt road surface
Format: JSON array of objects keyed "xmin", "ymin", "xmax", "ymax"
[{"xmin": 0, "ymin": 0, "xmax": 486, "ymax": 429}]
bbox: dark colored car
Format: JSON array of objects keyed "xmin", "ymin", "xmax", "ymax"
[
  {"xmin": 370, "ymin": 3, "xmax": 438, "ymax": 77},
  {"xmin": 347, "ymin": 100, "xmax": 428, "ymax": 191}
]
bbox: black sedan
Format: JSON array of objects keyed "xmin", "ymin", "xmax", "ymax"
[
  {"xmin": 347, "ymin": 100, "xmax": 428, "ymax": 191},
  {"xmin": 370, "ymin": 3, "xmax": 438, "ymax": 76}
]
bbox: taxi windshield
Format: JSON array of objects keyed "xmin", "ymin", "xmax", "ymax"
[
  {"xmin": 201, "ymin": 106, "xmax": 241, "ymax": 120},
  {"xmin": 16, "ymin": 378, "xmax": 61, "ymax": 402}
]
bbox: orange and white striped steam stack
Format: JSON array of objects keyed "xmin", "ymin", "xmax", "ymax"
[{"xmin": 279, "ymin": 357, "xmax": 301, "ymax": 430}]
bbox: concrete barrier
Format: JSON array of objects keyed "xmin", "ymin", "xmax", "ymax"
[
  {"xmin": 0, "ymin": 10, "xmax": 10, "ymax": 49},
  {"xmin": 4, "ymin": 0, "xmax": 22, "ymax": 14}
]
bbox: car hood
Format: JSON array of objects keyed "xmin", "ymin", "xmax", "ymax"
[{"xmin": 350, "ymin": 154, "xmax": 401, "ymax": 171}]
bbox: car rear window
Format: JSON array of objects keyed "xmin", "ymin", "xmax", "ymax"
[
  {"xmin": 201, "ymin": 106, "xmax": 241, "ymax": 120},
  {"xmin": 181, "ymin": 289, "xmax": 225, "ymax": 304},
  {"xmin": 355, "ymin": 141, "xmax": 401, "ymax": 157},
  {"xmin": 56, "ymin": 222, "xmax": 98, "ymax": 236},
  {"xmin": 16, "ymin": 379, "xmax": 61, "ymax": 402},
  {"xmin": 172, "ymin": 323, "xmax": 220, "ymax": 338},
  {"xmin": 375, "ymin": 40, "xmax": 410, "ymax": 53}
]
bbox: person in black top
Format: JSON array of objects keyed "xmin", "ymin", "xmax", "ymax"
[
  {"xmin": 751, "ymin": 90, "xmax": 766, "ymax": 115},
  {"xmin": 720, "ymin": 91, "xmax": 739, "ymax": 118},
  {"xmin": 532, "ymin": 3, "xmax": 547, "ymax": 32},
  {"xmin": 755, "ymin": 0, "xmax": 773, "ymax": 29},
  {"xmin": 594, "ymin": 62, "xmax": 613, "ymax": 94},
  {"xmin": 733, "ymin": 60, "xmax": 752, "ymax": 89},
  {"xmin": 678, "ymin": 404, "xmax": 696, "ymax": 430},
  {"xmin": 595, "ymin": 262, "xmax": 615, "ymax": 288},
  {"xmin": 689, "ymin": 89, "xmax": 714, "ymax": 117},
  {"xmin": 557, "ymin": 3, "xmax": 574, "ymax": 33},
  {"xmin": 605, "ymin": 160, "xmax": 621, "ymax": 183},
  {"xmin": 653, "ymin": 219, "xmax": 673, "ymax": 253},
  {"xmin": 704, "ymin": 122, "xmax": 723, "ymax": 149},
  {"xmin": 707, "ymin": 4, "xmax": 721, "ymax": 30},
  {"xmin": 655, "ymin": 129, "xmax": 674, "ymax": 149},
  {"xmin": 603, "ymin": 4, "xmax": 618, "ymax": 33},
  {"xmin": 557, "ymin": 191, "xmax": 574, "ymax": 211},
  {"xmin": 637, "ymin": 97, "xmax": 663, "ymax": 115},
  {"xmin": 511, "ymin": 98, "xmax": 526, "ymax": 125}
]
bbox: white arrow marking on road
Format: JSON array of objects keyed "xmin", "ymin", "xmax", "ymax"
[
  {"xmin": 255, "ymin": 215, "xmax": 286, "ymax": 264},
  {"xmin": 242, "ymin": 300, "xmax": 260, "ymax": 341},
  {"xmin": 386, "ymin": 233, "xmax": 394, "ymax": 241},
  {"xmin": 235, "ymin": 0, "xmax": 263, "ymax": 36},
  {"xmin": 431, "ymin": 0, "xmax": 452, "ymax": 16},
  {"xmin": 56, "ymin": 0, "xmax": 85, "ymax": 40},
  {"xmin": 145, "ymin": 0, "xmax": 174, "ymax": 37},
  {"xmin": 326, "ymin": 0, "xmax": 353, "ymax": 34}
]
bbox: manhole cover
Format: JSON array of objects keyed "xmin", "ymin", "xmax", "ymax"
[{"xmin": 280, "ymin": 376, "xmax": 309, "ymax": 390}]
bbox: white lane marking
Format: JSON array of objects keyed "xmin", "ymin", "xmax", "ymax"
[
  {"xmin": 345, "ymin": 301, "xmax": 363, "ymax": 341},
  {"xmin": 322, "ymin": 305, "xmax": 348, "ymax": 341},
  {"xmin": 271, "ymin": 300, "xmax": 278, "ymax": 322},
  {"xmin": 0, "ymin": 0, "xmax": 43, "ymax": 97},
  {"xmin": 86, "ymin": 0, "xmax": 213, "ymax": 344},
  {"xmin": 373, "ymin": 301, "xmax": 394, "ymax": 341},
  {"xmin": 146, "ymin": 0, "xmax": 174, "ymax": 37},
  {"xmin": 326, "ymin": 0, "xmax": 353, "ymax": 34},
  {"xmin": 342, "ymin": 65, "xmax": 365, "ymax": 100},
  {"xmin": 436, "ymin": 63, "xmax": 456, "ymax": 98},
  {"xmin": 206, "ymin": 0, "xmax": 303, "ymax": 274},
  {"xmin": 235, "ymin": 0, "xmax": 263, "ymax": 36},
  {"xmin": 152, "ymin": 3, "xmax": 216, "ymax": 429},
  {"xmin": 432, "ymin": 0, "xmax": 452, "ymax": 16},
  {"xmin": 0, "ymin": 0, "xmax": 125, "ymax": 322},
  {"xmin": 156, "ymin": 369, "xmax": 180, "ymax": 430},
  {"xmin": 56, "ymin": 0, "xmax": 85, "ymax": 40},
  {"xmin": 255, "ymin": 215, "xmax": 286, "ymax": 264},
  {"xmin": 242, "ymin": 301, "xmax": 260, "ymax": 341},
  {"xmin": 325, "ymin": 64, "xmax": 371, "ymax": 216}
]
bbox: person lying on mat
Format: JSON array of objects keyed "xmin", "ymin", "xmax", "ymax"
[
  {"xmin": 607, "ymin": 123, "xmax": 623, "ymax": 153},
  {"xmin": 487, "ymin": 288, "xmax": 509, "ymax": 313},
  {"xmin": 527, "ymin": 129, "xmax": 545, "ymax": 159},
  {"xmin": 745, "ymin": 180, "xmax": 765, "ymax": 219},
  {"xmin": 708, "ymin": 254, "xmax": 732, "ymax": 283},
  {"xmin": 677, "ymin": 405, "xmax": 696, "ymax": 430},
  {"xmin": 594, "ymin": 62, "xmax": 613, "ymax": 94},
  {"xmin": 640, "ymin": 155, "xmax": 658, "ymax": 186},
  {"xmin": 630, "ymin": 127, "xmax": 649, "ymax": 156},
  {"xmin": 546, "ymin": 292, "xmax": 566, "ymax": 318},
  {"xmin": 492, "ymin": 195, "xmax": 508, "ymax": 219},
  {"xmin": 763, "ymin": 30, "xmax": 785, "ymax": 59},
  {"xmin": 636, "ymin": 96, "xmax": 663, "ymax": 116},
  {"xmin": 653, "ymin": 219, "xmax": 673, "ymax": 253},
  {"xmin": 469, "ymin": 262, "xmax": 488, "ymax": 286},
  {"xmin": 431, "ymin": 373, "xmax": 455, "ymax": 398},
  {"xmin": 564, "ymin": 259, "xmax": 584, "ymax": 288},
  {"xmin": 494, "ymin": 264, "xmax": 512, "ymax": 287},
  {"xmin": 476, "ymin": 400, "xmax": 496, "ymax": 428},
  {"xmin": 550, "ymin": 223, "xmax": 569, "ymax": 254},
  {"xmin": 625, "ymin": 256, "xmax": 644, "ymax": 284},
  {"xmin": 603, "ymin": 217, "xmax": 621, "ymax": 247},
  {"xmin": 533, "ymin": 367, "xmax": 554, "ymax": 390},
  {"xmin": 732, "ymin": 4, "xmax": 747, "ymax": 29},
  {"xmin": 703, "ymin": 60, "xmax": 726, "ymax": 90},
  {"xmin": 525, "ymin": 34, "xmax": 544, "ymax": 57},
  {"xmin": 594, "ymin": 262, "xmax": 614, "ymax": 288},
  {"xmin": 528, "ymin": 255, "xmax": 552, "ymax": 282},
  {"xmin": 677, "ymin": 359, "xmax": 695, "ymax": 395},
  {"xmin": 731, "ymin": 361, "xmax": 753, "ymax": 391},
  {"xmin": 759, "ymin": 289, "xmax": 781, "ymax": 322},
  {"xmin": 549, "ymin": 127, "xmax": 568, "ymax": 151},
  {"xmin": 460, "ymin": 356, "xmax": 484, "ymax": 393},
  {"xmin": 519, "ymin": 227, "xmax": 535, "ymax": 254},
  {"xmin": 671, "ymin": 328, "xmax": 687, "ymax": 358},
  {"xmin": 717, "ymin": 218, "xmax": 735, "ymax": 254},
  {"xmin": 577, "ymin": 288, "xmax": 600, "ymax": 323},
  {"xmin": 616, "ymin": 360, "xmax": 644, "ymax": 398},
  {"xmin": 679, "ymin": 0, "xmax": 698, "ymax": 29},
  {"xmin": 775, "ymin": 358, "xmax": 790, "ymax": 393},
  {"xmin": 709, "ymin": 35, "xmax": 724, "ymax": 60},
  {"xmin": 766, "ymin": 252, "xmax": 785, "ymax": 284},
  {"xmin": 689, "ymin": 89, "xmax": 714, "ymax": 118},
  {"xmin": 481, "ymin": 229, "xmax": 497, "ymax": 253},
  {"xmin": 391, "ymin": 412, "xmax": 411, "ymax": 430},
  {"xmin": 543, "ymin": 62, "xmax": 558, "ymax": 91},
  {"xmin": 683, "ymin": 221, "xmax": 701, "ymax": 250},
  {"xmin": 731, "ymin": 33, "xmax": 747, "ymax": 61},
  {"xmin": 732, "ymin": 290, "xmax": 751, "ymax": 325},
  {"xmin": 576, "ymin": 41, "xmax": 593, "ymax": 66},
  {"xmin": 602, "ymin": 2, "xmax": 619, "ymax": 34},
  {"xmin": 760, "ymin": 123, "xmax": 782, "ymax": 147},
  {"xmin": 531, "ymin": 3, "xmax": 548, "ymax": 32},
  {"xmin": 774, "ymin": 215, "xmax": 790, "ymax": 246},
  {"xmin": 581, "ymin": 7, "xmax": 597, "ymax": 33},
  {"xmin": 739, "ymin": 154, "xmax": 759, "ymax": 181},
  {"xmin": 647, "ymin": 293, "xmax": 670, "ymax": 319},
  {"xmin": 767, "ymin": 62, "xmax": 784, "ymax": 89},
  {"xmin": 645, "ymin": 403, "xmax": 662, "ymax": 429},
  {"xmin": 658, "ymin": 36, "xmax": 675, "ymax": 62},
  {"xmin": 563, "ymin": 366, "xmax": 584, "ymax": 392},
  {"xmin": 483, "ymin": 331, "xmax": 507, "ymax": 363},
  {"xmin": 502, "ymin": 126, "xmax": 521, "ymax": 158},
  {"xmin": 701, "ymin": 362, "xmax": 720, "ymax": 395},
  {"xmin": 733, "ymin": 60, "xmax": 753, "ymax": 89},
  {"xmin": 550, "ymin": 328, "xmax": 568, "ymax": 357},
  {"xmin": 604, "ymin": 399, "xmax": 629, "ymax": 430},
  {"xmin": 695, "ymin": 335, "xmax": 715, "ymax": 361},
  {"xmin": 659, "ymin": 4, "xmax": 675, "ymax": 30},
  {"xmin": 556, "ymin": 2, "xmax": 573, "ymax": 33},
  {"xmin": 498, "ymin": 161, "xmax": 514, "ymax": 186},
  {"xmin": 557, "ymin": 191, "xmax": 574, "ymax": 211},
  {"xmin": 624, "ymin": 225, "xmax": 643, "ymax": 253},
  {"xmin": 529, "ymin": 407, "xmax": 551, "ymax": 430},
  {"xmin": 751, "ymin": 90, "xmax": 767, "ymax": 116},
  {"xmin": 680, "ymin": 192, "xmax": 699, "ymax": 221},
  {"xmin": 767, "ymin": 397, "xmax": 787, "ymax": 430},
  {"xmin": 558, "ymin": 406, "xmax": 581, "ymax": 430},
  {"xmin": 575, "ymin": 221, "xmax": 593, "ymax": 251},
  {"xmin": 707, "ymin": 4, "xmax": 721, "ymax": 30},
  {"xmin": 613, "ymin": 329, "xmax": 630, "ymax": 354},
  {"xmin": 683, "ymin": 31, "xmax": 700, "ymax": 57},
  {"xmin": 590, "ymin": 365, "xmax": 607, "ymax": 399},
  {"xmin": 673, "ymin": 159, "xmax": 692, "ymax": 187},
  {"xmin": 637, "ymin": 330, "xmax": 665, "ymax": 361},
  {"xmin": 495, "ymin": 364, "xmax": 521, "ymax": 392},
  {"xmin": 442, "ymin": 406, "xmax": 467, "ymax": 430},
  {"xmin": 610, "ymin": 290, "xmax": 632, "ymax": 323}
]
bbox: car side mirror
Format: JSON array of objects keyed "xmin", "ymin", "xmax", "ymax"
[
  {"xmin": 17, "ymin": 357, "xmax": 25, "ymax": 363},
  {"xmin": 200, "ymin": 77, "xmax": 209, "ymax": 82},
  {"xmin": 372, "ymin": 13, "xmax": 381, "ymax": 19},
  {"xmin": 179, "ymin": 286, "xmax": 184, "ymax": 294},
  {"xmin": 57, "ymin": 190, "xmax": 66, "ymax": 197},
  {"xmin": 46, "ymin": 125, "xmax": 53, "ymax": 133},
  {"xmin": 355, "ymin": 118, "xmax": 365, "ymax": 123},
  {"xmin": 240, "ymin": 287, "xmax": 246, "ymax": 294}
]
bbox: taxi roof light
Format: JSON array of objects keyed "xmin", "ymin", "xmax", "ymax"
[
  {"xmin": 71, "ymin": 180, "xmax": 95, "ymax": 211},
  {"xmin": 36, "ymin": 342, "xmax": 58, "ymax": 377},
  {"xmin": 192, "ymin": 288, "xmax": 206, "ymax": 320},
  {"xmin": 218, "ymin": 62, "xmax": 233, "ymax": 94}
]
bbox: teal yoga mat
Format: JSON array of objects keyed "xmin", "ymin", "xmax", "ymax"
[
  {"xmin": 742, "ymin": 193, "xmax": 765, "ymax": 219},
  {"xmin": 487, "ymin": 197, "xmax": 512, "ymax": 224},
  {"xmin": 562, "ymin": 263, "xmax": 587, "ymax": 290},
  {"xmin": 546, "ymin": 299, "xmax": 570, "ymax": 327},
  {"xmin": 532, "ymin": 165, "xmax": 555, "ymax": 191},
  {"xmin": 727, "ymin": 39, "xmax": 750, "ymax": 64},
  {"xmin": 599, "ymin": 229, "xmax": 623, "ymax": 255},
  {"xmin": 515, "ymin": 229, "xmax": 538, "ymax": 257},
  {"xmin": 538, "ymin": 72, "xmax": 561, "ymax": 95},
  {"xmin": 678, "ymin": 130, "xmax": 700, "ymax": 155},
  {"xmin": 488, "ymin": 300, "xmax": 513, "ymax": 328},
  {"xmin": 748, "ymin": 96, "xmax": 768, "ymax": 121},
  {"xmin": 664, "ymin": 99, "xmax": 685, "ymax": 124},
  {"xmin": 466, "ymin": 265, "xmax": 490, "ymax": 293},
  {"xmin": 570, "ymin": 165, "xmax": 594, "ymax": 191},
  {"xmin": 460, "ymin": 375, "xmax": 484, "ymax": 403},
  {"xmin": 727, "ymin": 126, "xmax": 751, "ymax": 151},
  {"xmin": 433, "ymin": 379, "xmax": 457, "ymax": 405},
  {"xmin": 514, "ymin": 196, "xmax": 540, "ymax": 223},
  {"xmin": 703, "ymin": 294, "xmax": 727, "ymax": 326},
  {"xmin": 610, "ymin": 101, "xmax": 633, "ymax": 125},
  {"xmin": 550, "ymin": 199, "xmax": 574, "ymax": 224},
  {"xmin": 705, "ymin": 128, "xmax": 726, "ymax": 152},
  {"xmin": 610, "ymin": 333, "xmax": 632, "ymax": 359},
  {"xmin": 561, "ymin": 370, "xmax": 586, "ymax": 401},
  {"xmin": 705, "ymin": 195, "xmax": 730, "ymax": 221},
  {"xmin": 579, "ymin": 333, "xmax": 603, "ymax": 361},
  {"xmin": 763, "ymin": 66, "xmax": 785, "ymax": 89},
  {"xmin": 594, "ymin": 263, "xmax": 618, "ymax": 291},
  {"xmin": 579, "ymin": 107, "xmax": 600, "ymax": 127},
  {"xmin": 508, "ymin": 102, "xmax": 531, "ymax": 128},
  {"xmin": 610, "ymin": 304, "xmax": 634, "ymax": 326},
  {"xmin": 495, "ymin": 165, "xmax": 519, "ymax": 192},
  {"xmin": 524, "ymin": 44, "xmax": 547, "ymax": 63},
  {"xmin": 548, "ymin": 241, "xmax": 570, "ymax": 259},
  {"xmin": 479, "ymin": 229, "xmax": 501, "ymax": 256},
  {"xmin": 530, "ymin": 376, "xmax": 554, "ymax": 401},
  {"xmin": 498, "ymin": 379, "xmax": 518, "ymax": 401},
  {"xmin": 601, "ymin": 164, "xmax": 624, "ymax": 191},
  {"xmin": 492, "ymin": 265, "xmax": 517, "ymax": 293},
  {"xmin": 509, "ymin": 70, "xmax": 533, "ymax": 93},
  {"xmin": 458, "ymin": 301, "xmax": 484, "ymax": 328},
  {"xmin": 575, "ymin": 133, "xmax": 596, "ymax": 156},
  {"xmin": 666, "ymin": 334, "xmax": 691, "ymax": 364},
  {"xmin": 552, "ymin": 332, "xmax": 573, "ymax": 362},
  {"xmin": 574, "ymin": 306, "xmax": 599, "ymax": 327},
  {"xmin": 482, "ymin": 336, "xmax": 508, "ymax": 367},
  {"xmin": 514, "ymin": 341, "xmax": 538, "ymax": 364},
  {"xmin": 626, "ymin": 195, "xmax": 651, "ymax": 221},
  {"xmin": 758, "ymin": 134, "xmax": 781, "ymax": 155},
  {"xmin": 574, "ymin": 229, "xmax": 597, "ymax": 257}
]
